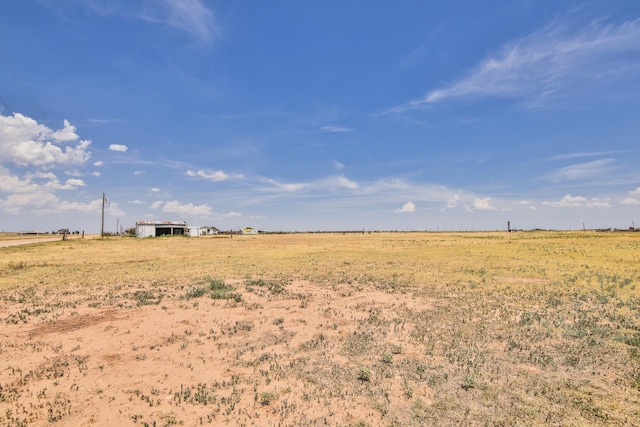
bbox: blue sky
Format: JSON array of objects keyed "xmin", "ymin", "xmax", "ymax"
[{"xmin": 2, "ymin": 1, "xmax": 640, "ymax": 232}]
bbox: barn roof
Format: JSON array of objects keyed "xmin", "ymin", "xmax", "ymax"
[{"xmin": 136, "ymin": 221, "xmax": 187, "ymax": 226}]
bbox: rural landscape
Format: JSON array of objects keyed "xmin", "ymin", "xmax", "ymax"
[{"xmin": 1, "ymin": 231, "xmax": 639, "ymax": 426}]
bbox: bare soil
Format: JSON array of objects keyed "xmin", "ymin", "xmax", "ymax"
[{"xmin": 1, "ymin": 232, "xmax": 639, "ymax": 426}]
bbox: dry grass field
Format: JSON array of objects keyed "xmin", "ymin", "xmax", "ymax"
[{"xmin": 1, "ymin": 231, "xmax": 639, "ymax": 426}]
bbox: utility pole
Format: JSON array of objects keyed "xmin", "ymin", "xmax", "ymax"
[{"xmin": 101, "ymin": 192, "xmax": 106, "ymax": 238}]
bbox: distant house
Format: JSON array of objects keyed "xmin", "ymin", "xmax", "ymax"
[
  {"xmin": 188, "ymin": 226, "xmax": 219, "ymax": 237},
  {"xmin": 135, "ymin": 221, "xmax": 188, "ymax": 238},
  {"xmin": 240, "ymin": 227, "xmax": 259, "ymax": 235}
]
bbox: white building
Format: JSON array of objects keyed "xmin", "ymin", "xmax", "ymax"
[
  {"xmin": 188, "ymin": 226, "xmax": 219, "ymax": 237},
  {"xmin": 135, "ymin": 221, "xmax": 188, "ymax": 238}
]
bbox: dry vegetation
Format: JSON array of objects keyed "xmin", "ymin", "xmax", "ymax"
[{"xmin": 1, "ymin": 231, "xmax": 639, "ymax": 426}]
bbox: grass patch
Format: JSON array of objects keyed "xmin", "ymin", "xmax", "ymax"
[{"xmin": 184, "ymin": 278, "xmax": 242, "ymax": 302}]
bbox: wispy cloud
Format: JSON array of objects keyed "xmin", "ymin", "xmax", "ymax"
[
  {"xmin": 387, "ymin": 18, "xmax": 640, "ymax": 112},
  {"xmin": 332, "ymin": 160, "xmax": 346, "ymax": 171},
  {"xmin": 138, "ymin": 0, "xmax": 218, "ymax": 43},
  {"xmin": 52, "ymin": 0, "xmax": 218, "ymax": 44},
  {"xmin": 320, "ymin": 175, "xmax": 359, "ymax": 191},
  {"xmin": 550, "ymin": 151, "xmax": 624, "ymax": 161},
  {"xmin": 320, "ymin": 125, "xmax": 354, "ymax": 133},
  {"xmin": 544, "ymin": 158, "xmax": 616, "ymax": 181},
  {"xmin": 258, "ymin": 177, "xmax": 309, "ymax": 193}
]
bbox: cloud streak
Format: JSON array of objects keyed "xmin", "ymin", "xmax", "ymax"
[
  {"xmin": 388, "ymin": 18, "xmax": 640, "ymax": 112},
  {"xmin": 138, "ymin": 0, "xmax": 218, "ymax": 43},
  {"xmin": 544, "ymin": 158, "xmax": 616, "ymax": 182},
  {"xmin": 53, "ymin": 0, "xmax": 218, "ymax": 44}
]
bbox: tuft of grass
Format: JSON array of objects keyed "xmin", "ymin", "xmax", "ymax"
[
  {"xmin": 129, "ymin": 290, "xmax": 163, "ymax": 306},
  {"xmin": 259, "ymin": 391, "xmax": 277, "ymax": 406},
  {"xmin": 184, "ymin": 278, "xmax": 242, "ymax": 302},
  {"xmin": 356, "ymin": 366, "xmax": 372, "ymax": 382}
]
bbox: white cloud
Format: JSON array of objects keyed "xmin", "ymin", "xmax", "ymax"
[
  {"xmin": 186, "ymin": 169, "xmax": 229, "ymax": 182},
  {"xmin": 51, "ymin": 119, "xmax": 79, "ymax": 142},
  {"xmin": 0, "ymin": 113, "xmax": 91, "ymax": 167},
  {"xmin": 542, "ymin": 194, "xmax": 611, "ymax": 208},
  {"xmin": 58, "ymin": 199, "xmax": 124, "ymax": 216},
  {"xmin": 332, "ymin": 160, "xmax": 346, "ymax": 170},
  {"xmin": 150, "ymin": 188, "xmax": 160, "ymax": 192},
  {"xmin": 395, "ymin": 201, "xmax": 416, "ymax": 213},
  {"xmin": 134, "ymin": 170, "xmax": 146, "ymax": 175},
  {"xmin": 65, "ymin": 169, "xmax": 83, "ymax": 177},
  {"xmin": 388, "ymin": 18, "xmax": 640, "ymax": 111},
  {"xmin": 94, "ymin": 160, "xmax": 104, "ymax": 166},
  {"xmin": 0, "ymin": 163, "xmax": 120, "ymax": 216},
  {"xmin": 150, "ymin": 201, "xmax": 163, "ymax": 209},
  {"xmin": 130, "ymin": 200, "xmax": 146, "ymax": 205},
  {"xmin": 223, "ymin": 211, "xmax": 242, "ymax": 218},
  {"xmin": 62, "ymin": 178, "xmax": 86, "ymax": 189},
  {"xmin": 442, "ymin": 194, "xmax": 460, "ymax": 210},
  {"xmin": 473, "ymin": 198, "xmax": 496, "ymax": 211},
  {"xmin": 162, "ymin": 200, "xmax": 212, "ymax": 216},
  {"xmin": 621, "ymin": 197, "xmax": 640, "ymax": 205},
  {"xmin": 109, "ymin": 144, "xmax": 128, "ymax": 152},
  {"xmin": 620, "ymin": 187, "xmax": 640, "ymax": 205},
  {"xmin": 91, "ymin": 171, "xmax": 101, "ymax": 177},
  {"xmin": 321, "ymin": 125, "xmax": 354, "ymax": 133},
  {"xmin": 0, "ymin": 190, "xmax": 59, "ymax": 215}
]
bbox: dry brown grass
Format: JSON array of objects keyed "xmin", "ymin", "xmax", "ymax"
[{"xmin": 1, "ymin": 231, "xmax": 639, "ymax": 426}]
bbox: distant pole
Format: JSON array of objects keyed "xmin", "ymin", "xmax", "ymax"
[{"xmin": 101, "ymin": 192, "xmax": 105, "ymax": 238}]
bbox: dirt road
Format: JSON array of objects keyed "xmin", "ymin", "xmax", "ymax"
[{"xmin": 0, "ymin": 237, "xmax": 63, "ymax": 248}]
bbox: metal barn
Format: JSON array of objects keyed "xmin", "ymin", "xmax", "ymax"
[{"xmin": 135, "ymin": 221, "xmax": 188, "ymax": 238}]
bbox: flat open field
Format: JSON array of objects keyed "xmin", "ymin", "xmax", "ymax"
[{"xmin": 1, "ymin": 231, "xmax": 639, "ymax": 426}]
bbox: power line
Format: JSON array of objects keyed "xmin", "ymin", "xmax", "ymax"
[
  {"xmin": 0, "ymin": 49, "xmax": 47, "ymax": 121},
  {"xmin": 0, "ymin": 93, "xmax": 39, "ymax": 137}
]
